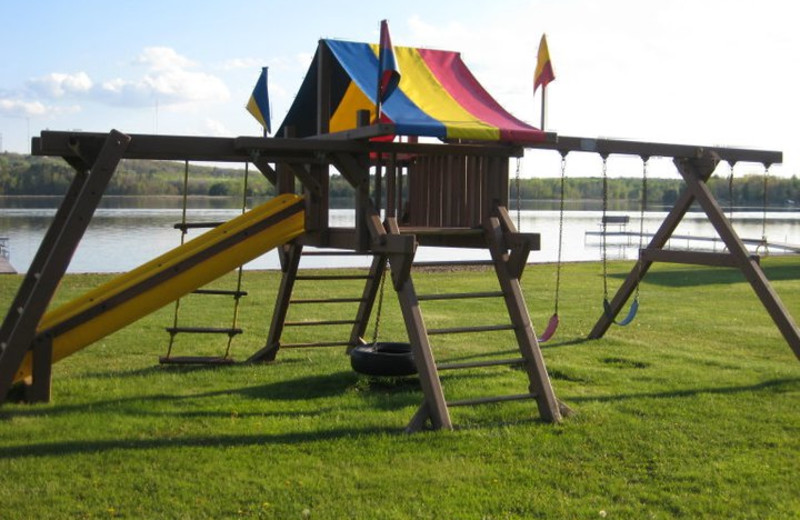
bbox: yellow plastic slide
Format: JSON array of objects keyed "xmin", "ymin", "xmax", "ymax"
[{"xmin": 14, "ymin": 193, "xmax": 305, "ymax": 383}]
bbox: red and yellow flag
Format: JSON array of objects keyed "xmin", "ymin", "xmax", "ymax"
[{"xmin": 534, "ymin": 34, "xmax": 555, "ymax": 94}]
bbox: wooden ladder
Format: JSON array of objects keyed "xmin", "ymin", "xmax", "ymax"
[
  {"xmin": 371, "ymin": 214, "xmax": 565, "ymax": 431},
  {"xmin": 247, "ymin": 244, "xmax": 383, "ymax": 362},
  {"xmin": 160, "ymin": 221, "xmax": 246, "ymax": 365}
]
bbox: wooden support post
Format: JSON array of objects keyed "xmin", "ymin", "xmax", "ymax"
[
  {"xmin": 0, "ymin": 130, "xmax": 130, "ymax": 403},
  {"xmin": 677, "ymin": 155, "xmax": 800, "ymax": 360},
  {"xmin": 331, "ymin": 152, "xmax": 371, "ymax": 251},
  {"xmin": 247, "ymin": 242, "xmax": 303, "ymax": 363},
  {"xmin": 26, "ymin": 336, "xmax": 53, "ymax": 403},
  {"xmin": 377, "ymin": 219, "xmax": 451, "ymax": 431},
  {"xmin": 485, "ymin": 216, "xmax": 562, "ymax": 423},
  {"xmin": 589, "ymin": 150, "xmax": 800, "ymax": 361},
  {"xmin": 386, "ymin": 153, "xmax": 397, "ymax": 219}
]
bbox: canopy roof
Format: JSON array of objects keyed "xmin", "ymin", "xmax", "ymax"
[{"xmin": 278, "ymin": 39, "xmax": 547, "ymax": 144}]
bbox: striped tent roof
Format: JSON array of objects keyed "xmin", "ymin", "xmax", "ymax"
[{"xmin": 278, "ymin": 39, "xmax": 547, "ymax": 144}]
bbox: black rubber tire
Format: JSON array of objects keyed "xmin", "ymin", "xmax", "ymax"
[{"xmin": 349, "ymin": 342, "xmax": 417, "ymax": 377}]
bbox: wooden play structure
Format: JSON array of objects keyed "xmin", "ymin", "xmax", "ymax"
[{"xmin": 0, "ymin": 39, "xmax": 797, "ymax": 432}]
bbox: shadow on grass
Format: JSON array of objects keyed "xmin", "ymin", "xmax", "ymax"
[
  {"xmin": 79, "ymin": 357, "xmax": 308, "ymax": 380},
  {"xmin": 1, "ymin": 371, "xmax": 421, "ymax": 420},
  {"xmin": 0, "ymin": 425, "xmax": 400, "ymax": 460},
  {"xmin": 564, "ymin": 377, "xmax": 799, "ymax": 404},
  {"xmin": 611, "ymin": 262, "xmax": 800, "ymax": 288}
]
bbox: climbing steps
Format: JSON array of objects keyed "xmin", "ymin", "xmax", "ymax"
[
  {"xmin": 160, "ymin": 218, "xmax": 246, "ymax": 365},
  {"xmin": 247, "ymin": 244, "xmax": 381, "ymax": 361},
  {"xmin": 412, "ymin": 258, "xmax": 543, "ymax": 412}
]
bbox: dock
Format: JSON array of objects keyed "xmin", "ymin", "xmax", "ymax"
[{"xmin": 0, "ymin": 237, "xmax": 16, "ymax": 274}]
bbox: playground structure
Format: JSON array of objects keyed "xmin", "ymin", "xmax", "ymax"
[{"xmin": 0, "ymin": 39, "xmax": 798, "ymax": 432}]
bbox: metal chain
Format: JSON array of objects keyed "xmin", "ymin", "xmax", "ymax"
[
  {"xmin": 761, "ymin": 165, "xmax": 769, "ymax": 241},
  {"xmin": 371, "ymin": 262, "xmax": 388, "ymax": 344},
  {"xmin": 601, "ymin": 155, "xmax": 609, "ymax": 300},
  {"xmin": 554, "ymin": 153, "xmax": 567, "ymax": 314},
  {"xmin": 728, "ymin": 162, "xmax": 735, "ymax": 226},
  {"xmin": 634, "ymin": 157, "xmax": 648, "ymax": 302}
]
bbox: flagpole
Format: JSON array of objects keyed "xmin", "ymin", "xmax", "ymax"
[
  {"xmin": 268, "ymin": 67, "xmax": 274, "ymax": 137},
  {"xmin": 540, "ymin": 85, "xmax": 546, "ymax": 131}
]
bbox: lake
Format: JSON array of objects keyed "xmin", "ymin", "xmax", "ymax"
[{"xmin": 1, "ymin": 196, "xmax": 799, "ymax": 274}]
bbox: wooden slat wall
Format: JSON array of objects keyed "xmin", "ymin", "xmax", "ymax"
[{"xmin": 406, "ymin": 152, "xmax": 510, "ymax": 228}]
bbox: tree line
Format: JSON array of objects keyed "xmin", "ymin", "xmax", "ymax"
[{"xmin": 2, "ymin": 152, "xmax": 799, "ymax": 208}]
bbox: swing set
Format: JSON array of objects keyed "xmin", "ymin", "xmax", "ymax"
[{"xmin": 0, "ymin": 38, "xmax": 797, "ymax": 433}]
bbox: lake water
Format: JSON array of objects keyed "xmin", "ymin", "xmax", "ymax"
[{"xmin": 1, "ymin": 196, "xmax": 799, "ymax": 274}]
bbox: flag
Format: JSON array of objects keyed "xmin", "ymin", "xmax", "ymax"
[
  {"xmin": 534, "ymin": 34, "xmax": 555, "ymax": 94},
  {"xmin": 246, "ymin": 67, "xmax": 271, "ymax": 135},
  {"xmin": 378, "ymin": 19, "xmax": 400, "ymax": 103}
]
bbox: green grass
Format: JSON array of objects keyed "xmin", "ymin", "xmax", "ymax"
[{"xmin": 0, "ymin": 257, "xmax": 798, "ymax": 519}]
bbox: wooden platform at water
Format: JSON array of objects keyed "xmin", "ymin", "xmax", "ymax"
[{"xmin": 0, "ymin": 256, "xmax": 16, "ymax": 274}]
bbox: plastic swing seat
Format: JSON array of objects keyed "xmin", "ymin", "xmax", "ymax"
[
  {"xmin": 603, "ymin": 298, "xmax": 639, "ymax": 326},
  {"xmin": 537, "ymin": 313, "xmax": 559, "ymax": 343}
]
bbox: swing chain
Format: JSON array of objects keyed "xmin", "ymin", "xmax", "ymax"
[
  {"xmin": 601, "ymin": 155, "xmax": 609, "ymax": 301},
  {"xmin": 761, "ymin": 166, "xmax": 769, "ymax": 243},
  {"xmin": 634, "ymin": 156, "xmax": 649, "ymax": 302},
  {"xmin": 554, "ymin": 152, "xmax": 567, "ymax": 315},
  {"xmin": 727, "ymin": 162, "xmax": 735, "ymax": 225}
]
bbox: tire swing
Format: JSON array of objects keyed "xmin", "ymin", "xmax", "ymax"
[{"xmin": 349, "ymin": 264, "xmax": 417, "ymax": 377}]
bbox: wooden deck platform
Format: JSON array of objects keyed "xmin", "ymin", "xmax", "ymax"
[{"xmin": 0, "ymin": 256, "xmax": 16, "ymax": 274}]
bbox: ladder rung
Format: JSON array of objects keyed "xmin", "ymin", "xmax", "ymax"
[
  {"xmin": 192, "ymin": 289, "xmax": 248, "ymax": 297},
  {"xmin": 417, "ymin": 291, "xmax": 503, "ymax": 301},
  {"xmin": 174, "ymin": 221, "xmax": 224, "ymax": 231},
  {"xmin": 280, "ymin": 341, "xmax": 352, "ymax": 349},
  {"xmin": 427, "ymin": 324, "xmax": 515, "ymax": 335},
  {"xmin": 437, "ymin": 357, "xmax": 526, "ymax": 371},
  {"xmin": 166, "ymin": 327, "xmax": 243, "ymax": 336},
  {"xmin": 290, "ymin": 297, "xmax": 366, "ymax": 304},
  {"xmin": 301, "ymin": 251, "xmax": 375, "ymax": 256},
  {"xmin": 284, "ymin": 320, "xmax": 358, "ymax": 327},
  {"xmin": 159, "ymin": 356, "xmax": 235, "ymax": 365},
  {"xmin": 296, "ymin": 274, "xmax": 374, "ymax": 281},
  {"xmin": 447, "ymin": 393, "xmax": 537, "ymax": 407},
  {"xmin": 414, "ymin": 260, "xmax": 494, "ymax": 268}
]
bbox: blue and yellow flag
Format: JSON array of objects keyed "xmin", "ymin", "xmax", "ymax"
[{"xmin": 246, "ymin": 67, "xmax": 271, "ymax": 135}]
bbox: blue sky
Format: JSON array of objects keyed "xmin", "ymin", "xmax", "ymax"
[{"xmin": 1, "ymin": 0, "xmax": 796, "ymax": 178}]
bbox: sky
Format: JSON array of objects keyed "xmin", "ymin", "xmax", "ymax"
[{"xmin": 1, "ymin": 0, "xmax": 797, "ymax": 178}]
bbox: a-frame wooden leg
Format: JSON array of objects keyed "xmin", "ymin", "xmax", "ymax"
[
  {"xmin": 677, "ymin": 156, "xmax": 800, "ymax": 360},
  {"xmin": 394, "ymin": 268, "xmax": 453, "ymax": 432},
  {"xmin": 589, "ymin": 153, "xmax": 719, "ymax": 339},
  {"xmin": 0, "ymin": 130, "xmax": 130, "ymax": 402},
  {"xmin": 247, "ymin": 242, "xmax": 303, "ymax": 363},
  {"xmin": 589, "ymin": 151, "xmax": 800, "ymax": 362},
  {"xmin": 380, "ymin": 219, "xmax": 451, "ymax": 432},
  {"xmin": 485, "ymin": 213, "xmax": 563, "ymax": 423}
]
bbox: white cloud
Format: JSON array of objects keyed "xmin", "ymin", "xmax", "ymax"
[
  {"xmin": 134, "ymin": 47, "xmax": 195, "ymax": 71},
  {"xmin": 203, "ymin": 118, "xmax": 233, "ymax": 137},
  {"xmin": 0, "ymin": 98, "xmax": 80, "ymax": 118},
  {"xmin": 223, "ymin": 57, "xmax": 263, "ymax": 70},
  {"xmin": 0, "ymin": 98, "xmax": 47, "ymax": 117},
  {"xmin": 98, "ymin": 47, "xmax": 230, "ymax": 108},
  {"xmin": 27, "ymin": 72, "xmax": 93, "ymax": 98}
]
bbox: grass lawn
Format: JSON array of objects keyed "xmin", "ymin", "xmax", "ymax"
[{"xmin": 0, "ymin": 256, "xmax": 798, "ymax": 519}]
